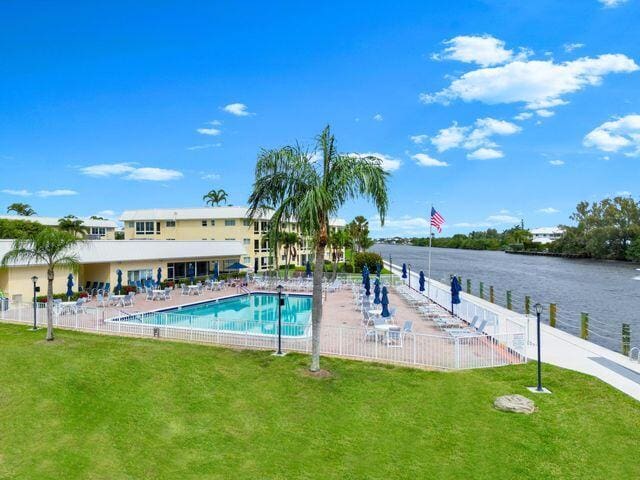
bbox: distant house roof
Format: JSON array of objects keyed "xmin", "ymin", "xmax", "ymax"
[
  {"xmin": 0, "ymin": 215, "xmax": 117, "ymax": 229},
  {"xmin": 0, "ymin": 240, "xmax": 244, "ymax": 267},
  {"xmin": 530, "ymin": 227, "xmax": 564, "ymax": 235},
  {"xmin": 119, "ymin": 206, "xmax": 346, "ymax": 227}
]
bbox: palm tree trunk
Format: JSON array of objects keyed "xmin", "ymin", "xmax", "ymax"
[
  {"xmin": 331, "ymin": 249, "xmax": 338, "ymax": 282},
  {"xmin": 46, "ymin": 268, "xmax": 54, "ymax": 341},
  {"xmin": 284, "ymin": 249, "xmax": 290, "ymax": 280},
  {"xmin": 310, "ymin": 243, "xmax": 325, "ymax": 372}
]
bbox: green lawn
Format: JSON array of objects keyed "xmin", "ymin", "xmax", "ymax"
[{"xmin": 1, "ymin": 323, "xmax": 639, "ymax": 479}]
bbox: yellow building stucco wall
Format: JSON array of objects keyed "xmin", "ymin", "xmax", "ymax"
[{"xmin": 0, "ymin": 265, "xmax": 73, "ymax": 302}]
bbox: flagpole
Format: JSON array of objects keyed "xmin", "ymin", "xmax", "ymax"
[{"xmin": 428, "ymin": 204, "xmax": 433, "ymax": 299}]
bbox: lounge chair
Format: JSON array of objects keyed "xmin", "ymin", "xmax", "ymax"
[
  {"xmin": 104, "ymin": 283, "xmax": 111, "ymax": 294},
  {"xmin": 122, "ymin": 292, "xmax": 135, "ymax": 307},
  {"xmin": 163, "ymin": 287, "xmax": 172, "ymax": 300},
  {"xmin": 180, "ymin": 284, "xmax": 189, "ymax": 296},
  {"xmin": 145, "ymin": 290, "xmax": 154, "ymax": 301}
]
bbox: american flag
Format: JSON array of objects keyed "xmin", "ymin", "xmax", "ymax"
[{"xmin": 430, "ymin": 207, "xmax": 445, "ymax": 233}]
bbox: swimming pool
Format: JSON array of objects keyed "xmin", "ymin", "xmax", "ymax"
[{"xmin": 114, "ymin": 293, "xmax": 312, "ymax": 337}]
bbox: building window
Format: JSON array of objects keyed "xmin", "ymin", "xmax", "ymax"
[
  {"xmin": 135, "ymin": 221, "xmax": 155, "ymax": 235},
  {"xmin": 126, "ymin": 221, "xmax": 134, "ymax": 228},
  {"xmin": 242, "ymin": 256, "xmax": 251, "ymax": 264},
  {"xmin": 156, "ymin": 222, "xmax": 161, "ymax": 233},
  {"xmin": 210, "ymin": 219, "xmax": 216, "ymax": 226},
  {"xmin": 225, "ymin": 238, "xmax": 235, "ymax": 241},
  {"xmin": 243, "ymin": 219, "xmax": 251, "ymax": 227},
  {"xmin": 90, "ymin": 227, "xmax": 106, "ymax": 237},
  {"xmin": 166, "ymin": 220, "xmax": 176, "ymax": 228},
  {"xmin": 224, "ymin": 219, "xmax": 236, "ymax": 227},
  {"xmin": 127, "ymin": 269, "xmax": 153, "ymax": 284},
  {"xmin": 243, "ymin": 238, "xmax": 250, "ymax": 245},
  {"xmin": 254, "ymin": 222, "xmax": 259, "ymax": 234},
  {"xmin": 202, "ymin": 220, "xmax": 208, "ymax": 227}
]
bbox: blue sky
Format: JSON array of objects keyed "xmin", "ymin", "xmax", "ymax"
[{"xmin": 1, "ymin": 0, "xmax": 639, "ymax": 237}]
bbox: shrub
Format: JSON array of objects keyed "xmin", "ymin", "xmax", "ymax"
[{"xmin": 353, "ymin": 252, "xmax": 383, "ymax": 273}]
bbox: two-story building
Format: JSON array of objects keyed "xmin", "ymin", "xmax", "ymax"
[
  {"xmin": 119, "ymin": 207, "xmax": 345, "ymax": 273},
  {"xmin": 0, "ymin": 215, "xmax": 118, "ymax": 240}
]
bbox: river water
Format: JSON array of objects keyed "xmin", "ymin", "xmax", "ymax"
[{"xmin": 373, "ymin": 244, "xmax": 640, "ymax": 352}]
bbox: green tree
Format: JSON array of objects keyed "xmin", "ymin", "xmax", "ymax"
[
  {"xmin": 0, "ymin": 219, "xmax": 46, "ymax": 239},
  {"xmin": 7, "ymin": 203, "xmax": 36, "ymax": 216},
  {"xmin": 248, "ymin": 125, "xmax": 389, "ymax": 372},
  {"xmin": 328, "ymin": 229, "xmax": 350, "ymax": 281},
  {"xmin": 347, "ymin": 216, "xmax": 373, "ymax": 252},
  {"xmin": 203, "ymin": 189, "xmax": 228, "ymax": 207},
  {"xmin": 58, "ymin": 215, "xmax": 88, "ymax": 238},
  {"xmin": 1, "ymin": 229, "xmax": 82, "ymax": 341}
]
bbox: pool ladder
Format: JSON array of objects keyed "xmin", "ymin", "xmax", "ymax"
[{"xmin": 630, "ymin": 347, "xmax": 640, "ymax": 363}]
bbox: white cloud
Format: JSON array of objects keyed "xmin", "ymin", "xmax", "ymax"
[
  {"xmin": 373, "ymin": 113, "xmax": 384, "ymax": 121},
  {"xmin": 536, "ymin": 109, "xmax": 555, "ymax": 117},
  {"xmin": 222, "ymin": 103, "xmax": 253, "ymax": 116},
  {"xmin": 599, "ymin": 0, "xmax": 628, "ymax": 7},
  {"xmin": 430, "ymin": 117, "xmax": 520, "ymax": 159},
  {"xmin": 453, "ymin": 212, "xmax": 521, "ymax": 228},
  {"xmin": 411, "ymin": 153, "xmax": 449, "ymax": 167},
  {"xmin": 409, "ymin": 134, "xmax": 429, "ymax": 144},
  {"xmin": 615, "ymin": 190, "xmax": 632, "ymax": 196},
  {"xmin": 583, "ymin": 114, "xmax": 640, "ymax": 155},
  {"xmin": 564, "ymin": 43, "xmax": 585, "ymax": 53},
  {"xmin": 514, "ymin": 112, "xmax": 533, "ymax": 121},
  {"xmin": 126, "ymin": 168, "xmax": 183, "ymax": 181},
  {"xmin": 80, "ymin": 163, "xmax": 136, "ymax": 177},
  {"xmin": 431, "ymin": 123, "xmax": 468, "ymax": 152},
  {"xmin": 1, "ymin": 189, "xmax": 31, "ymax": 196},
  {"xmin": 432, "ymin": 35, "xmax": 523, "ymax": 67},
  {"xmin": 602, "ymin": 155, "xmax": 611, "ymax": 160},
  {"xmin": 486, "ymin": 214, "xmax": 520, "ymax": 223},
  {"xmin": 467, "ymin": 148, "xmax": 504, "ymax": 160},
  {"xmin": 369, "ymin": 214, "xmax": 431, "ymax": 235},
  {"xmin": 350, "ymin": 152, "xmax": 401, "ymax": 172},
  {"xmin": 80, "ymin": 163, "xmax": 183, "ymax": 182},
  {"xmin": 201, "ymin": 173, "xmax": 221, "ymax": 181},
  {"xmin": 549, "ymin": 159, "xmax": 565, "ymax": 165},
  {"xmin": 196, "ymin": 127, "xmax": 222, "ymax": 136},
  {"xmin": 187, "ymin": 143, "xmax": 222, "ymax": 151},
  {"xmin": 96, "ymin": 210, "xmax": 116, "ymax": 217},
  {"xmin": 538, "ymin": 207, "xmax": 560, "ymax": 214},
  {"xmin": 421, "ymin": 53, "xmax": 638, "ymax": 113},
  {"xmin": 36, "ymin": 189, "xmax": 77, "ymax": 197}
]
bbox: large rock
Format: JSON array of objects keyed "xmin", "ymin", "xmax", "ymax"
[{"xmin": 493, "ymin": 394, "xmax": 536, "ymax": 414}]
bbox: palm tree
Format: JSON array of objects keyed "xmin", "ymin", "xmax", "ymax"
[
  {"xmin": 348, "ymin": 216, "xmax": 370, "ymax": 252},
  {"xmin": 7, "ymin": 203, "xmax": 36, "ymax": 216},
  {"xmin": 1, "ymin": 229, "xmax": 82, "ymax": 341},
  {"xmin": 203, "ymin": 189, "xmax": 229, "ymax": 207},
  {"xmin": 328, "ymin": 229, "xmax": 350, "ymax": 281},
  {"xmin": 281, "ymin": 231, "xmax": 301, "ymax": 280},
  {"xmin": 248, "ymin": 125, "xmax": 388, "ymax": 372},
  {"xmin": 58, "ymin": 215, "xmax": 88, "ymax": 238}
]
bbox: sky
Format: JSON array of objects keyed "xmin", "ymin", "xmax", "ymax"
[{"xmin": 1, "ymin": 0, "xmax": 639, "ymax": 237}]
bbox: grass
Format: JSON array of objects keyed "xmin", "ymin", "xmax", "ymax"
[{"xmin": 0, "ymin": 323, "xmax": 639, "ymax": 479}]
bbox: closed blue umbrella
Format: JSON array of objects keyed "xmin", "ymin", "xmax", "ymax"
[
  {"xmin": 376, "ymin": 263, "xmax": 381, "ymax": 277},
  {"xmin": 362, "ymin": 264, "xmax": 369, "ymax": 284},
  {"xmin": 381, "ymin": 286, "xmax": 390, "ymax": 317},
  {"xmin": 402, "ymin": 263, "xmax": 407, "ymax": 279},
  {"xmin": 305, "ymin": 260, "xmax": 312, "ymax": 278},
  {"xmin": 451, "ymin": 276, "xmax": 462, "ymax": 314},
  {"xmin": 419, "ymin": 271, "xmax": 425, "ymax": 292},
  {"xmin": 364, "ymin": 274, "xmax": 371, "ymax": 297},
  {"xmin": 188, "ymin": 263, "xmax": 195, "ymax": 284},
  {"xmin": 146, "ymin": 276, "xmax": 153, "ymax": 289},
  {"xmin": 213, "ymin": 261, "xmax": 219, "ymax": 280},
  {"xmin": 66, "ymin": 273, "xmax": 74, "ymax": 299},
  {"xmin": 115, "ymin": 269, "xmax": 123, "ymax": 295},
  {"xmin": 373, "ymin": 278, "xmax": 381, "ymax": 304},
  {"xmin": 157, "ymin": 267, "xmax": 162, "ymax": 286}
]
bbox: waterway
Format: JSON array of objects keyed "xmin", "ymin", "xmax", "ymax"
[{"xmin": 373, "ymin": 244, "xmax": 640, "ymax": 352}]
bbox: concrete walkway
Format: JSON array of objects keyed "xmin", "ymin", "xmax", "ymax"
[{"xmin": 394, "ymin": 263, "xmax": 640, "ymax": 401}]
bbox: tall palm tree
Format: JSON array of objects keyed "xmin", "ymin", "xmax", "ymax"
[
  {"xmin": 281, "ymin": 231, "xmax": 301, "ymax": 280},
  {"xmin": 1, "ymin": 229, "xmax": 82, "ymax": 341},
  {"xmin": 203, "ymin": 189, "xmax": 229, "ymax": 207},
  {"xmin": 248, "ymin": 125, "xmax": 388, "ymax": 372},
  {"xmin": 7, "ymin": 203, "xmax": 36, "ymax": 216},
  {"xmin": 58, "ymin": 215, "xmax": 88, "ymax": 238}
]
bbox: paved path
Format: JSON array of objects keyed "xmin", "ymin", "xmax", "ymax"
[{"xmin": 392, "ymin": 263, "xmax": 640, "ymax": 401}]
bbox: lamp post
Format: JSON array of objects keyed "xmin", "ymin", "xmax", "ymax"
[
  {"xmin": 527, "ymin": 303, "xmax": 550, "ymax": 393},
  {"xmin": 275, "ymin": 284, "xmax": 284, "ymax": 356},
  {"xmin": 388, "ymin": 255, "xmax": 392, "ymax": 273},
  {"xmin": 408, "ymin": 264, "xmax": 412, "ymax": 290},
  {"xmin": 31, "ymin": 276, "xmax": 39, "ymax": 331}
]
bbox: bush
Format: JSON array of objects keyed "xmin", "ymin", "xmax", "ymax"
[
  {"xmin": 353, "ymin": 252, "xmax": 383, "ymax": 273},
  {"xmin": 37, "ymin": 292, "xmax": 87, "ymax": 302}
]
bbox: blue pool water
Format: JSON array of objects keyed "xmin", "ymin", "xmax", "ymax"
[{"xmin": 120, "ymin": 293, "xmax": 312, "ymax": 337}]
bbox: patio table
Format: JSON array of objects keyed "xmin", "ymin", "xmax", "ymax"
[
  {"xmin": 374, "ymin": 324, "xmax": 401, "ymax": 346},
  {"xmin": 187, "ymin": 285, "xmax": 199, "ymax": 295},
  {"xmin": 110, "ymin": 294, "xmax": 125, "ymax": 306},
  {"xmin": 152, "ymin": 289, "xmax": 165, "ymax": 300}
]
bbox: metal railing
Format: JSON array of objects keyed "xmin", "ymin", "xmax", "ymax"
[{"xmin": 0, "ymin": 301, "xmax": 525, "ymax": 370}]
